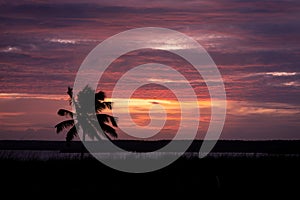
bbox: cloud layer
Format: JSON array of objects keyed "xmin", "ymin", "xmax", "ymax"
[{"xmin": 1, "ymin": 0, "xmax": 300, "ymax": 139}]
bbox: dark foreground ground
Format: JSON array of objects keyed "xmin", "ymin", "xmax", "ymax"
[
  {"xmin": 1, "ymin": 140, "xmax": 300, "ymax": 197},
  {"xmin": 1, "ymin": 155, "xmax": 300, "ymax": 197}
]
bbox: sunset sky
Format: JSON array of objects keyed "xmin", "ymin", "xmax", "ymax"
[{"xmin": 1, "ymin": 0, "xmax": 300, "ymax": 140}]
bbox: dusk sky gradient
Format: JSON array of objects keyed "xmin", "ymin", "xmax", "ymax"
[{"xmin": 1, "ymin": 0, "xmax": 300, "ymax": 140}]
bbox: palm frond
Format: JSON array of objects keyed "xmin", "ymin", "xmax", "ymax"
[
  {"xmin": 96, "ymin": 114, "xmax": 109, "ymax": 123},
  {"xmin": 67, "ymin": 87, "xmax": 73, "ymax": 99},
  {"xmin": 57, "ymin": 109, "xmax": 73, "ymax": 118},
  {"xmin": 95, "ymin": 101, "xmax": 112, "ymax": 112},
  {"xmin": 55, "ymin": 119, "xmax": 74, "ymax": 133},
  {"xmin": 67, "ymin": 87, "xmax": 73, "ymax": 105},
  {"xmin": 95, "ymin": 101, "xmax": 105, "ymax": 112},
  {"xmin": 103, "ymin": 102, "xmax": 112, "ymax": 110},
  {"xmin": 66, "ymin": 125, "xmax": 77, "ymax": 142},
  {"xmin": 95, "ymin": 91, "xmax": 105, "ymax": 101},
  {"xmin": 99, "ymin": 122, "xmax": 118, "ymax": 138},
  {"xmin": 97, "ymin": 114, "xmax": 118, "ymax": 127},
  {"xmin": 109, "ymin": 115, "xmax": 118, "ymax": 127}
]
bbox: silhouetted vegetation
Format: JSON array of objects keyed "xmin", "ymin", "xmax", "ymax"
[
  {"xmin": 1, "ymin": 140, "xmax": 300, "ymax": 196},
  {"xmin": 55, "ymin": 86, "xmax": 118, "ymax": 142},
  {"xmin": 1, "ymin": 151, "xmax": 299, "ymax": 197}
]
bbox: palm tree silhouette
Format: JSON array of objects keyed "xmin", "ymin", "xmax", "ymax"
[{"xmin": 55, "ymin": 86, "xmax": 118, "ymax": 142}]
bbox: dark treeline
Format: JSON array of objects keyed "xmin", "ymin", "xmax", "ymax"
[{"xmin": 1, "ymin": 140, "xmax": 300, "ymax": 154}]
